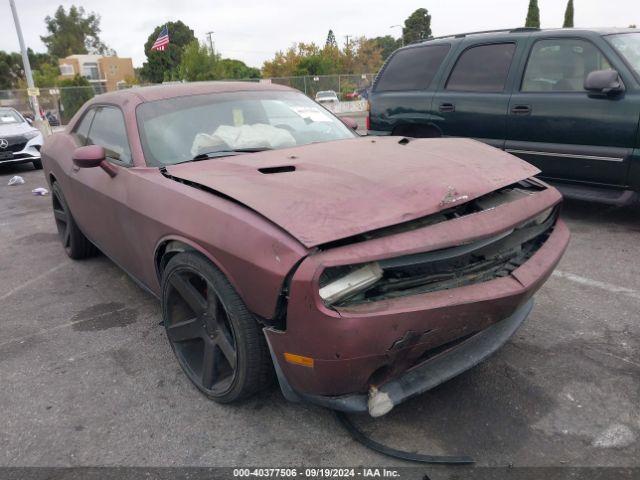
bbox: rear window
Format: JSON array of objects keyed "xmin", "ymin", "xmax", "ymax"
[
  {"xmin": 375, "ymin": 44, "xmax": 450, "ymax": 92},
  {"xmin": 446, "ymin": 43, "xmax": 516, "ymax": 92}
]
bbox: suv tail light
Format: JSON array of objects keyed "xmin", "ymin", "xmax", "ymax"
[{"xmin": 365, "ymin": 100, "xmax": 371, "ymax": 130}]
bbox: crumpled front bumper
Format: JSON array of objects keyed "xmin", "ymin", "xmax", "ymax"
[{"xmin": 266, "ymin": 298, "xmax": 533, "ymax": 416}]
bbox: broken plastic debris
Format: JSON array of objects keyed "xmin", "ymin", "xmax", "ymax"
[
  {"xmin": 367, "ymin": 385, "xmax": 394, "ymax": 417},
  {"xmin": 8, "ymin": 175, "xmax": 25, "ymax": 186},
  {"xmin": 32, "ymin": 187, "xmax": 49, "ymax": 196}
]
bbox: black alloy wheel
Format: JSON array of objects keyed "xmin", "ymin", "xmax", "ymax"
[
  {"xmin": 162, "ymin": 252, "xmax": 273, "ymax": 402},
  {"xmin": 51, "ymin": 182, "xmax": 97, "ymax": 259}
]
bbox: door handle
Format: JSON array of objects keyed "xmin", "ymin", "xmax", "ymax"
[
  {"xmin": 439, "ymin": 103, "xmax": 455, "ymax": 113},
  {"xmin": 511, "ymin": 105, "xmax": 532, "ymax": 115}
]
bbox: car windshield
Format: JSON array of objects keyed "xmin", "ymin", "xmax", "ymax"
[
  {"xmin": 607, "ymin": 33, "xmax": 640, "ymax": 77},
  {"xmin": 0, "ymin": 109, "xmax": 23, "ymax": 125},
  {"xmin": 136, "ymin": 90, "xmax": 355, "ymax": 166}
]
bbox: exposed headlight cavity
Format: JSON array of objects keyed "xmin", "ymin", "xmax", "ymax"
[{"xmin": 319, "ymin": 263, "xmax": 383, "ymax": 306}]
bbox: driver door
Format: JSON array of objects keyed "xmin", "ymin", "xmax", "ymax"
[
  {"xmin": 506, "ymin": 37, "xmax": 638, "ymax": 186},
  {"xmin": 66, "ymin": 105, "xmax": 136, "ymax": 270}
]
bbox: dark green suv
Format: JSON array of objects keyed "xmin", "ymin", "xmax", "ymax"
[{"xmin": 368, "ymin": 28, "xmax": 640, "ymax": 205}]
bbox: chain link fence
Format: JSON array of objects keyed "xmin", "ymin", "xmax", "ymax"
[
  {"xmin": 268, "ymin": 73, "xmax": 375, "ymax": 101},
  {"xmin": 0, "ymin": 74, "xmax": 374, "ymax": 127},
  {"xmin": 0, "ymin": 86, "xmax": 96, "ymax": 125}
]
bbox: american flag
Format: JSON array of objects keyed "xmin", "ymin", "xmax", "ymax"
[{"xmin": 151, "ymin": 25, "xmax": 170, "ymax": 51}]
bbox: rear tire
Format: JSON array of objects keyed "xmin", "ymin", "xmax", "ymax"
[
  {"xmin": 51, "ymin": 182, "xmax": 98, "ymax": 259},
  {"xmin": 162, "ymin": 252, "xmax": 273, "ymax": 403},
  {"xmin": 32, "ymin": 159, "xmax": 42, "ymax": 170}
]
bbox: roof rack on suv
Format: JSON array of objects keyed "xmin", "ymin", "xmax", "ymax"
[{"xmin": 410, "ymin": 27, "xmax": 540, "ymax": 45}]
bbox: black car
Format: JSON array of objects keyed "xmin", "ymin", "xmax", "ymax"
[{"xmin": 368, "ymin": 28, "xmax": 640, "ymax": 205}]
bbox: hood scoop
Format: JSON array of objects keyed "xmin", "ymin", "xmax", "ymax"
[{"xmin": 259, "ymin": 165, "xmax": 296, "ymax": 174}]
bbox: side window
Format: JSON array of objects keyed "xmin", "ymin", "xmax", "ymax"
[
  {"xmin": 87, "ymin": 107, "xmax": 132, "ymax": 164},
  {"xmin": 375, "ymin": 44, "xmax": 451, "ymax": 92},
  {"xmin": 522, "ymin": 39, "xmax": 612, "ymax": 92},
  {"xmin": 446, "ymin": 43, "xmax": 516, "ymax": 92},
  {"xmin": 73, "ymin": 109, "xmax": 95, "ymax": 145}
]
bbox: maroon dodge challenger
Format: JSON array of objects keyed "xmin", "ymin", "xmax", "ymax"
[{"xmin": 42, "ymin": 82, "xmax": 569, "ymax": 417}]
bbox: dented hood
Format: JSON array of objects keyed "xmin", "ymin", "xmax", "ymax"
[{"xmin": 166, "ymin": 137, "xmax": 539, "ymax": 248}]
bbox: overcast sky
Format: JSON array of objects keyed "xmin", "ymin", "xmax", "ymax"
[{"xmin": 1, "ymin": 0, "xmax": 638, "ymax": 69}]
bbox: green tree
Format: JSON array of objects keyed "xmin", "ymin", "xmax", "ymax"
[
  {"xmin": 59, "ymin": 74, "xmax": 94, "ymax": 123},
  {"xmin": 33, "ymin": 63, "xmax": 61, "ymax": 87},
  {"xmin": 0, "ymin": 51, "xmax": 24, "ymax": 89},
  {"xmin": 140, "ymin": 21, "xmax": 196, "ymax": 83},
  {"xmin": 218, "ymin": 59, "xmax": 260, "ymax": 79},
  {"xmin": 353, "ymin": 37, "xmax": 383, "ymax": 74},
  {"xmin": 41, "ymin": 5, "xmax": 113, "ymax": 58},
  {"xmin": 371, "ymin": 35, "xmax": 401, "ymax": 60},
  {"xmin": 26, "ymin": 49, "xmax": 61, "ymax": 87},
  {"xmin": 178, "ymin": 40, "xmax": 221, "ymax": 81},
  {"xmin": 325, "ymin": 30, "xmax": 338, "ymax": 49},
  {"xmin": 261, "ymin": 38, "xmax": 386, "ymax": 78},
  {"xmin": 402, "ymin": 8, "xmax": 432, "ymax": 45},
  {"xmin": 563, "ymin": 0, "xmax": 574, "ymax": 28},
  {"xmin": 525, "ymin": 0, "xmax": 541, "ymax": 28}
]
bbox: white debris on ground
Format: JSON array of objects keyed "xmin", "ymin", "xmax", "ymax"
[
  {"xmin": 8, "ymin": 175, "xmax": 25, "ymax": 186},
  {"xmin": 31, "ymin": 188, "xmax": 49, "ymax": 196}
]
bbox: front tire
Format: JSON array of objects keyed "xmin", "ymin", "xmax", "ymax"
[
  {"xmin": 161, "ymin": 252, "xmax": 273, "ymax": 403},
  {"xmin": 51, "ymin": 182, "xmax": 98, "ymax": 259},
  {"xmin": 32, "ymin": 159, "xmax": 43, "ymax": 170}
]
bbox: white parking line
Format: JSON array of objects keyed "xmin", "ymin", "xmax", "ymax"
[
  {"xmin": 552, "ymin": 270, "xmax": 640, "ymax": 301},
  {"xmin": 0, "ymin": 261, "xmax": 68, "ymax": 302}
]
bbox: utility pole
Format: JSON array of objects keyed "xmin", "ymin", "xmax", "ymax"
[
  {"xmin": 9, "ymin": 0, "xmax": 44, "ymax": 124},
  {"xmin": 206, "ymin": 31, "xmax": 215, "ymax": 54},
  {"xmin": 390, "ymin": 25, "xmax": 404, "ymax": 47},
  {"xmin": 344, "ymin": 35, "xmax": 352, "ymax": 49}
]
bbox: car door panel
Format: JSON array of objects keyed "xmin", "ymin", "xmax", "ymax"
[
  {"xmin": 368, "ymin": 43, "xmax": 452, "ymax": 134},
  {"xmin": 66, "ymin": 106, "xmax": 136, "ymax": 270},
  {"xmin": 506, "ymin": 36, "xmax": 640, "ymax": 186},
  {"xmin": 430, "ymin": 39, "xmax": 527, "ymax": 149},
  {"xmin": 505, "ymin": 140, "xmax": 630, "ymax": 185}
]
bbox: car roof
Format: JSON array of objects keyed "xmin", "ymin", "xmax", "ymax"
[
  {"xmin": 90, "ymin": 81, "xmax": 295, "ymax": 104},
  {"xmin": 402, "ymin": 27, "xmax": 640, "ymax": 48}
]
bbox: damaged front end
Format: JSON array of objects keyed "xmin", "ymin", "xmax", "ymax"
[
  {"xmin": 319, "ymin": 197, "xmax": 557, "ymax": 307},
  {"xmin": 264, "ymin": 179, "xmax": 569, "ymax": 416}
]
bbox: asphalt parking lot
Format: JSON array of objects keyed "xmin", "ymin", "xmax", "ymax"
[{"xmin": 0, "ymin": 163, "xmax": 638, "ymax": 469}]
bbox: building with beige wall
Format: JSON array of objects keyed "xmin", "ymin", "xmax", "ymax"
[{"xmin": 59, "ymin": 54, "xmax": 135, "ymax": 92}]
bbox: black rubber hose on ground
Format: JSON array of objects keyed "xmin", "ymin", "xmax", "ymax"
[{"xmin": 333, "ymin": 410, "xmax": 475, "ymax": 465}]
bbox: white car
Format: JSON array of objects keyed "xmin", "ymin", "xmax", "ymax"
[
  {"xmin": 0, "ymin": 107, "xmax": 43, "ymax": 169},
  {"xmin": 315, "ymin": 90, "xmax": 339, "ymax": 104}
]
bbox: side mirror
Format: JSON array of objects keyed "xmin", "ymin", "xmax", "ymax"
[
  {"xmin": 584, "ymin": 69, "xmax": 624, "ymax": 95},
  {"xmin": 73, "ymin": 145, "xmax": 105, "ymax": 168},
  {"xmin": 341, "ymin": 117, "xmax": 358, "ymax": 131}
]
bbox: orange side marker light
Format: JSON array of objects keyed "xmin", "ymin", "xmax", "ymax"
[{"xmin": 284, "ymin": 352, "xmax": 314, "ymax": 368}]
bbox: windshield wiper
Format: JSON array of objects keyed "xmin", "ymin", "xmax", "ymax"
[{"xmin": 191, "ymin": 147, "xmax": 273, "ymax": 162}]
